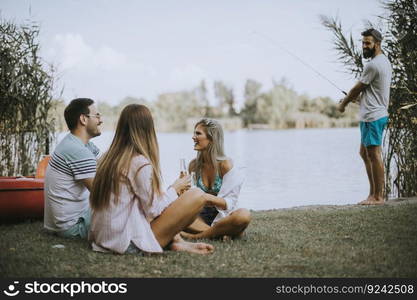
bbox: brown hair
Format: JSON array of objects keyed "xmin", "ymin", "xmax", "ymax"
[
  {"xmin": 64, "ymin": 98, "xmax": 94, "ymax": 130},
  {"xmin": 361, "ymin": 28, "xmax": 383, "ymax": 43},
  {"xmin": 90, "ymin": 104, "xmax": 162, "ymax": 211}
]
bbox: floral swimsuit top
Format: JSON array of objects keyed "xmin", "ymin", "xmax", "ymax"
[{"xmin": 197, "ymin": 173, "xmax": 223, "ymax": 196}]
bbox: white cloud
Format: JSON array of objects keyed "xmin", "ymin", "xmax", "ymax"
[
  {"xmin": 47, "ymin": 33, "xmax": 127, "ymax": 71},
  {"xmin": 93, "ymin": 46, "xmax": 127, "ymax": 70}
]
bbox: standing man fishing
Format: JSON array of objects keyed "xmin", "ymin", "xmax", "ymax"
[{"xmin": 338, "ymin": 28, "xmax": 392, "ymax": 205}]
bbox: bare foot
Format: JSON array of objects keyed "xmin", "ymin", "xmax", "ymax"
[
  {"xmin": 358, "ymin": 195, "xmax": 374, "ymax": 205},
  {"xmin": 180, "ymin": 231, "xmax": 199, "ymax": 240},
  {"xmin": 181, "ymin": 231, "xmax": 225, "ymax": 241},
  {"xmin": 169, "ymin": 234, "xmax": 214, "ymax": 254},
  {"xmin": 358, "ymin": 196, "xmax": 385, "ymax": 205},
  {"xmin": 170, "ymin": 239, "xmax": 214, "ymax": 255},
  {"xmin": 368, "ymin": 198, "xmax": 385, "ymax": 205},
  {"xmin": 358, "ymin": 195, "xmax": 376, "ymax": 205},
  {"xmin": 370, "ymin": 200, "xmax": 384, "ymax": 205}
]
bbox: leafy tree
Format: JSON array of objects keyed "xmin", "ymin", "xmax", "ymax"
[
  {"xmin": 194, "ymin": 80, "xmax": 212, "ymax": 117},
  {"xmin": 241, "ymin": 79, "xmax": 263, "ymax": 126},
  {"xmin": 153, "ymin": 91, "xmax": 205, "ymax": 132},
  {"xmin": 267, "ymin": 80, "xmax": 301, "ymax": 128},
  {"xmin": 214, "ymin": 81, "xmax": 236, "ymax": 117}
]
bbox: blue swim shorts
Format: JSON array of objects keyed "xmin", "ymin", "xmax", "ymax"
[
  {"xmin": 199, "ymin": 206, "xmax": 218, "ymax": 226},
  {"xmin": 57, "ymin": 208, "xmax": 91, "ymax": 239},
  {"xmin": 360, "ymin": 116, "xmax": 388, "ymax": 147},
  {"xmin": 125, "ymin": 242, "xmax": 145, "ymax": 256}
]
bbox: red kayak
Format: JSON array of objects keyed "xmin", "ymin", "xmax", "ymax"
[
  {"xmin": 0, "ymin": 176, "xmax": 44, "ymax": 221},
  {"xmin": 0, "ymin": 156, "xmax": 50, "ymax": 221}
]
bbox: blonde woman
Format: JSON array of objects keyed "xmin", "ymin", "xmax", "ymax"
[
  {"xmin": 89, "ymin": 105, "xmax": 220, "ymax": 255},
  {"xmin": 182, "ymin": 118, "xmax": 251, "ymax": 240}
]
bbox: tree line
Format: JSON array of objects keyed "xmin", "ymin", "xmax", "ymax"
[{"xmin": 52, "ymin": 79, "xmax": 358, "ymax": 133}]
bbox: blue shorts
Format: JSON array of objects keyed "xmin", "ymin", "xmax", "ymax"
[
  {"xmin": 57, "ymin": 208, "xmax": 91, "ymax": 239},
  {"xmin": 199, "ymin": 206, "xmax": 218, "ymax": 226},
  {"xmin": 360, "ymin": 116, "xmax": 388, "ymax": 147},
  {"xmin": 125, "ymin": 242, "xmax": 145, "ymax": 256}
]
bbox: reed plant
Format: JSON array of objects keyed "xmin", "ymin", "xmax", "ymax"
[{"xmin": 0, "ymin": 18, "xmax": 56, "ymax": 176}]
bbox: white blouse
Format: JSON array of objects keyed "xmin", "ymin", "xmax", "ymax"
[
  {"xmin": 89, "ymin": 155, "xmax": 177, "ymax": 254},
  {"xmin": 212, "ymin": 166, "xmax": 245, "ymax": 225}
]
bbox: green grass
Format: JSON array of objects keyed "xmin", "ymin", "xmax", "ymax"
[{"xmin": 1, "ymin": 201, "xmax": 417, "ymax": 278}]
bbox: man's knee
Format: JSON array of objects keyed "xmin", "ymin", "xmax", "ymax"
[
  {"xmin": 366, "ymin": 146, "xmax": 381, "ymax": 160},
  {"xmin": 359, "ymin": 147, "xmax": 368, "ymax": 161}
]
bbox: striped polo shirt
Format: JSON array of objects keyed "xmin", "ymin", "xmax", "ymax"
[
  {"xmin": 49, "ymin": 134, "xmax": 99, "ymax": 179},
  {"xmin": 44, "ymin": 133, "xmax": 100, "ymax": 232}
]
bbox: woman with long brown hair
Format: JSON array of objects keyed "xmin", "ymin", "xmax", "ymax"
[
  {"xmin": 182, "ymin": 118, "xmax": 251, "ymax": 240},
  {"xmin": 89, "ymin": 104, "xmax": 221, "ymax": 255}
]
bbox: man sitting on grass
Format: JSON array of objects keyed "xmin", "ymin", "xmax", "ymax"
[{"xmin": 44, "ymin": 98, "xmax": 102, "ymax": 238}]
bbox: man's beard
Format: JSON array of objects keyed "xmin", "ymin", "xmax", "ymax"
[
  {"xmin": 363, "ymin": 47, "xmax": 376, "ymax": 59},
  {"xmin": 87, "ymin": 126, "xmax": 101, "ymax": 138}
]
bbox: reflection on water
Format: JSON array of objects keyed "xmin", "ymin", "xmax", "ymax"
[{"xmin": 56, "ymin": 128, "xmax": 368, "ymax": 210}]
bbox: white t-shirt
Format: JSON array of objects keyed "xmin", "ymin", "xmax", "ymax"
[
  {"xmin": 359, "ymin": 54, "xmax": 392, "ymax": 122},
  {"xmin": 44, "ymin": 133, "xmax": 99, "ymax": 232}
]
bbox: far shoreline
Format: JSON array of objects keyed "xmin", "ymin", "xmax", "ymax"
[{"xmin": 256, "ymin": 196, "xmax": 417, "ymax": 212}]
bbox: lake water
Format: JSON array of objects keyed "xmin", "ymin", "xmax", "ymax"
[{"xmin": 56, "ymin": 128, "xmax": 369, "ymax": 211}]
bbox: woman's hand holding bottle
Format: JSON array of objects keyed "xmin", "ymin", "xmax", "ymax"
[{"xmin": 172, "ymin": 174, "xmax": 191, "ymax": 195}]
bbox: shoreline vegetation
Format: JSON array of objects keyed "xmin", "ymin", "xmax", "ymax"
[
  {"xmin": 1, "ymin": 197, "xmax": 416, "ymax": 278},
  {"xmin": 51, "ymin": 80, "xmax": 359, "ymax": 133}
]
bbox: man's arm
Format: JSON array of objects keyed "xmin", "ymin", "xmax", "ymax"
[
  {"xmin": 338, "ymin": 81, "xmax": 368, "ymax": 113},
  {"xmin": 80, "ymin": 178, "xmax": 94, "ymax": 191}
]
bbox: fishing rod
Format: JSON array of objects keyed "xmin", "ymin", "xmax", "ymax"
[{"xmin": 250, "ymin": 30, "xmax": 348, "ymax": 96}]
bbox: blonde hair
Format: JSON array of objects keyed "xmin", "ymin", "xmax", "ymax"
[
  {"xmin": 90, "ymin": 104, "xmax": 162, "ymax": 211},
  {"xmin": 191, "ymin": 118, "xmax": 226, "ymax": 176}
]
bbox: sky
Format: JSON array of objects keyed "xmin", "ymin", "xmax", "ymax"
[{"xmin": 1, "ymin": 0, "xmax": 387, "ymax": 108}]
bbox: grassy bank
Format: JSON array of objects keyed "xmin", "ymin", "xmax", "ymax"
[{"xmin": 1, "ymin": 199, "xmax": 416, "ymax": 278}]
